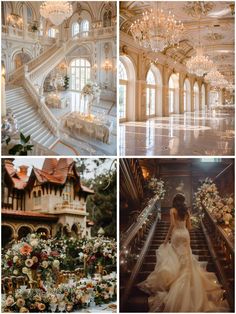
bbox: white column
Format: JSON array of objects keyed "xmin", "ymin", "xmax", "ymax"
[{"xmin": 1, "ymin": 68, "xmax": 6, "ymax": 117}]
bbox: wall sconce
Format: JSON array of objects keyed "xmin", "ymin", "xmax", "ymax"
[
  {"xmin": 93, "ymin": 63, "xmax": 98, "ymax": 70},
  {"xmin": 2, "ymin": 62, "xmax": 6, "ymax": 79},
  {"xmin": 103, "ymin": 60, "xmax": 112, "ymax": 72},
  {"xmin": 7, "ymin": 13, "xmax": 23, "ymax": 28}
]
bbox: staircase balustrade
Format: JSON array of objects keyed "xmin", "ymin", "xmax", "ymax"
[
  {"xmin": 24, "ymin": 76, "xmax": 59, "ymax": 137},
  {"xmin": 29, "ymin": 139, "xmax": 58, "ymax": 156},
  {"xmin": 120, "ymin": 196, "xmax": 161, "ymax": 309},
  {"xmin": 202, "ymin": 209, "xmax": 234, "ymax": 310}
]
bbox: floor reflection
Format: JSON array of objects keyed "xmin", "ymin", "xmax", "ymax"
[{"xmin": 119, "ymin": 111, "xmax": 234, "ymax": 156}]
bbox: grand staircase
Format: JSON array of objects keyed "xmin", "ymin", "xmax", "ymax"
[
  {"xmin": 6, "ymin": 87, "xmax": 58, "ymax": 150},
  {"xmin": 122, "ymin": 219, "xmax": 233, "ymax": 312}
]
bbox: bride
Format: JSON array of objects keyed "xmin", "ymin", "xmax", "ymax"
[{"xmin": 137, "ymin": 194, "xmax": 229, "ymax": 312}]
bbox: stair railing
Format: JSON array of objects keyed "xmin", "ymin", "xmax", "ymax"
[
  {"xmin": 120, "ymin": 196, "xmax": 161, "ymax": 309},
  {"xmin": 24, "ymin": 75, "xmax": 59, "ymax": 137},
  {"xmin": 29, "ymin": 139, "xmax": 58, "ymax": 156},
  {"xmin": 202, "ymin": 208, "xmax": 234, "ymax": 310},
  {"xmin": 7, "ymin": 42, "xmax": 59, "ymax": 82}
]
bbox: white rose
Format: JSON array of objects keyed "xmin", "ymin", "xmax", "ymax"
[
  {"xmin": 52, "ymin": 260, "xmax": 60, "ymax": 268},
  {"xmin": 13, "ymin": 269, "xmax": 19, "ymax": 275},
  {"xmin": 42, "ymin": 261, "xmax": 49, "ymax": 268},
  {"xmin": 13, "ymin": 256, "xmax": 19, "ymax": 263}
]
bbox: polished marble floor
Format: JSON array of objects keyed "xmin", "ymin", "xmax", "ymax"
[{"xmin": 119, "ymin": 111, "xmax": 234, "ymax": 156}]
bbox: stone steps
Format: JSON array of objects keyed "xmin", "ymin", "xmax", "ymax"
[{"xmin": 6, "ymin": 87, "xmax": 58, "ymax": 150}]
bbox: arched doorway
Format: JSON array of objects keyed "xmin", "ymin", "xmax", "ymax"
[
  {"xmin": 18, "ymin": 226, "xmax": 32, "ymax": 240},
  {"xmin": 119, "ymin": 56, "xmax": 136, "ymax": 121},
  {"xmin": 71, "ymin": 224, "xmax": 78, "ymax": 237},
  {"xmin": 168, "ymin": 73, "xmax": 179, "ymax": 114},
  {"xmin": 36, "ymin": 227, "xmax": 49, "ymax": 239},
  {"xmin": 14, "ymin": 51, "xmax": 31, "ymax": 69},
  {"xmin": 201, "ymin": 84, "xmax": 206, "ymax": 111},
  {"xmin": 194, "ymin": 82, "xmax": 200, "ymax": 111},
  {"xmin": 146, "ymin": 69, "xmax": 156, "ymax": 117},
  {"xmin": 2, "ymin": 225, "xmax": 14, "ymax": 248},
  {"xmin": 184, "ymin": 78, "xmax": 191, "ymax": 112},
  {"xmin": 70, "ymin": 58, "xmax": 91, "ymax": 91}
]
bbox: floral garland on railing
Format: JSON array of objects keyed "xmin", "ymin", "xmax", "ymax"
[
  {"xmin": 2, "ymin": 274, "xmax": 116, "ymax": 313},
  {"xmin": 148, "ymin": 177, "xmax": 166, "ymax": 200},
  {"xmin": 193, "ymin": 178, "xmax": 234, "ymax": 226}
]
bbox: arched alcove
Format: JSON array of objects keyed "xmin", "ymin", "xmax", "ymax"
[
  {"xmin": 36, "ymin": 227, "xmax": 49, "ymax": 239},
  {"xmin": 119, "ymin": 55, "xmax": 136, "ymax": 121},
  {"xmin": 2, "ymin": 225, "xmax": 14, "ymax": 248},
  {"xmin": 168, "ymin": 73, "xmax": 179, "ymax": 114},
  {"xmin": 13, "ymin": 51, "xmax": 32, "ymax": 70},
  {"xmin": 18, "ymin": 226, "xmax": 32, "ymax": 240},
  {"xmin": 184, "ymin": 78, "xmax": 191, "ymax": 112}
]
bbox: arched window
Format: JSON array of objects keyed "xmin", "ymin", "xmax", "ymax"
[
  {"xmin": 38, "ymin": 190, "xmax": 41, "ymax": 205},
  {"xmin": 33, "ymin": 191, "xmax": 37, "ymax": 206},
  {"xmin": 48, "ymin": 28, "xmax": 56, "ymax": 38},
  {"xmin": 184, "ymin": 79, "xmax": 191, "ymax": 112},
  {"xmin": 168, "ymin": 73, "xmax": 179, "ymax": 114},
  {"xmin": 81, "ymin": 20, "xmax": 89, "ymax": 32},
  {"xmin": 70, "ymin": 58, "xmax": 91, "ymax": 91},
  {"xmin": 119, "ymin": 60, "xmax": 128, "ymax": 119},
  {"xmin": 72, "ymin": 22, "xmax": 80, "ymax": 36},
  {"xmin": 146, "ymin": 70, "xmax": 156, "ymax": 116},
  {"xmin": 201, "ymin": 84, "xmax": 206, "ymax": 110},
  {"xmin": 103, "ymin": 11, "xmax": 112, "ymax": 27},
  {"xmin": 194, "ymin": 82, "xmax": 199, "ymax": 111},
  {"xmin": 26, "ymin": 6, "xmax": 33, "ymax": 23},
  {"xmin": 169, "ymin": 76, "xmax": 175, "ymax": 114}
]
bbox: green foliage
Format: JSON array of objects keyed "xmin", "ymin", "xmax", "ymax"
[
  {"xmin": 75, "ymin": 159, "xmax": 117, "ymax": 238},
  {"xmin": 87, "ymin": 169, "xmax": 117, "ymax": 238},
  {"xmin": 64, "ymin": 75, "xmax": 70, "ymax": 90},
  {"xmin": 8, "ymin": 133, "xmax": 34, "ymax": 155}
]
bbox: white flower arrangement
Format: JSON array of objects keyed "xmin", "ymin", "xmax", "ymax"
[
  {"xmin": 148, "ymin": 177, "xmax": 166, "ymax": 200},
  {"xmin": 193, "ymin": 178, "xmax": 234, "ymax": 226},
  {"xmin": 81, "ymin": 82, "xmax": 101, "ymax": 97}
]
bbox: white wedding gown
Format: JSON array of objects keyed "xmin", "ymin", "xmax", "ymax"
[{"xmin": 137, "ymin": 214, "xmax": 229, "ymax": 312}]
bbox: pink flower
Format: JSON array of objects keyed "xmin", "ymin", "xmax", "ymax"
[{"xmin": 20, "ymin": 244, "xmax": 33, "ymax": 256}]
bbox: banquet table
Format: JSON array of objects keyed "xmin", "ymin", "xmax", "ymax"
[{"xmin": 65, "ymin": 112, "xmax": 113, "ymax": 144}]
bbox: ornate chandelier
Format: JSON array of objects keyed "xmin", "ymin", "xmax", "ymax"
[
  {"xmin": 40, "ymin": 1, "xmax": 73, "ymax": 26},
  {"xmin": 186, "ymin": 46, "xmax": 214, "ymax": 76},
  {"xmin": 130, "ymin": 8, "xmax": 184, "ymax": 52},
  {"xmin": 204, "ymin": 69, "xmax": 228, "ymax": 88}
]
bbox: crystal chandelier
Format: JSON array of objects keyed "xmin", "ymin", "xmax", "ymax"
[
  {"xmin": 40, "ymin": 1, "xmax": 73, "ymax": 26},
  {"xmin": 186, "ymin": 46, "xmax": 214, "ymax": 76},
  {"xmin": 130, "ymin": 8, "xmax": 184, "ymax": 52},
  {"xmin": 205, "ymin": 69, "xmax": 228, "ymax": 88}
]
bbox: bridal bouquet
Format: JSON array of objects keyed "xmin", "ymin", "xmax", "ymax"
[
  {"xmin": 148, "ymin": 177, "xmax": 166, "ymax": 200},
  {"xmin": 81, "ymin": 82, "xmax": 101, "ymax": 97}
]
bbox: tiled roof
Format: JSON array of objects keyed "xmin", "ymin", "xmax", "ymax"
[
  {"xmin": 42, "ymin": 158, "xmax": 58, "ymax": 174},
  {"xmin": 4, "ymin": 159, "xmax": 27, "ymax": 190}
]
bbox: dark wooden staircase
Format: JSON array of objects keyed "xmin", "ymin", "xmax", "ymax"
[{"xmin": 122, "ymin": 222, "xmax": 224, "ymax": 312}]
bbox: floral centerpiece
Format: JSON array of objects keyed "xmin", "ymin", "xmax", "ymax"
[
  {"xmin": 148, "ymin": 177, "xmax": 166, "ymax": 200},
  {"xmin": 81, "ymin": 82, "xmax": 101, "ymax": 115}
]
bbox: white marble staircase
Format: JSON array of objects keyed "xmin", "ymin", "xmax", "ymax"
[{"xmin": 6, "ymin": 87, "xmax": 59, "ymax": 150}]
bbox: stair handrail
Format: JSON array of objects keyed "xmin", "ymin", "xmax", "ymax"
[
  {"xmin": 7, "ymin": 42, "xmax": 59, "ymax": 82},
  {"xmin": 121, "ymin": 209, "xmax": 160, "ymax": 310},
  {"xmin": 29, "ymin": 139, "xmax": 59, "ymax": 156},
  {"xmin": 201, "ymin": 217, "xmax": 234, "ymax": 310},
  {"xmin": 203, "ymin": 207, "xmax": 234, "ymax": 255},
  {"xmin": 121, "ymin": 195, "xmax": 160, "ymax": 250},
  {"xmin": 24, "ymin": 75, "xmax": 59, "ymax": 137}
]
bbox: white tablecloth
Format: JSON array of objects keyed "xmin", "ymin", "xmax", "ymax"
[{"xmin": 65, "ymin": 113, "xmax": 113, "ymax": 144}]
